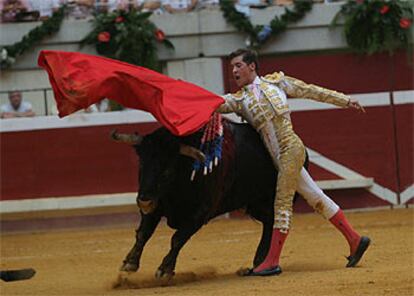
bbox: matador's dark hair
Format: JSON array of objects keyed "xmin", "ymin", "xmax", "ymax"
[{"xmin": 228, "ymin": 49, "xmax": 259, "ymax": 71}]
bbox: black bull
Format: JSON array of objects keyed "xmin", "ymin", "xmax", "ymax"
[{"xmin": 112, "ymin": 120, "xmax": 308, "ymax": 279}]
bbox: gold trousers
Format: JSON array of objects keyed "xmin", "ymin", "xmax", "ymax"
[{"xmin": 261, "ymin": 116, "xmax": 306, "ymax": 232}]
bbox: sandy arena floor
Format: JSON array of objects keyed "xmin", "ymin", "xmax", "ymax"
[{"xmin": 1, "ymin": 208, "xmax": 413, "ymax": 296}]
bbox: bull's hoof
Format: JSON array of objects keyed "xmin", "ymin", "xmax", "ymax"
[
  {"xmin": 236, "ymin": 267, "xmax": 252, "ymax": 276},
  {"xmin": 119, "ymin": 262, "xmax": 138, "ymax": 272},
  {"xmin": 155, "ymin": 268, "xmax": 175, "ymax": 282}
]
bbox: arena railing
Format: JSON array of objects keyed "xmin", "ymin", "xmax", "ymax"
[{"xmin": 0, "ymin": 87, "xmax": 54, "ymax": 116}]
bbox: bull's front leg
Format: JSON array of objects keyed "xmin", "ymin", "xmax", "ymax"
[
  {"xmin": 120, "ymin": 212, "xmax": 161, "ymax": 272},
  {"xmin": 156, "ymin": 223, "xmax": 203, "ymax": 280}
]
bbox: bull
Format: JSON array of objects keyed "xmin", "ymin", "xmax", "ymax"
[{"xmin": 112, "ymin": 119, "xmax": 307, "ymax": 279}]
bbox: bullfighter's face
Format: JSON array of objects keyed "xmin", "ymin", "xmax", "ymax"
[{"xmin": 230, "ymin": 55, "xmax": 257, "ymax": 88}]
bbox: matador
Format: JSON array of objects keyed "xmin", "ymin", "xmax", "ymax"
[{"xmin": 217, "ymin": 49, "xmax": 371, "ymax": 276}]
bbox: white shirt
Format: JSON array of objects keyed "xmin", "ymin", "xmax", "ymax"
[
  {"xmin": 246, "ymin": 77, "xmax": 284, "ymax": 161},
  {"xmin": 28, "ymin": 0, "xmax": 61, "ymax": 17},
  {"xmin": 162, "ymin": 0, "xmax": 192, "ymax": 10},
  {"xmin": 103, "ymin": 0, "xmax": 143, "ymax": 12},
  {"xmin": 244, "ymin": 76, "xmax": 290, "ymax": 116},
  {"xmin": 1, "ymin": 101, "xmax": 33, "ymax": 113}
]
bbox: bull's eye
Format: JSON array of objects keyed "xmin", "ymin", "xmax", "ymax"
[
  {"xmin": 163, "ymin": 169, "xmax": 172, "ymax": 178},
  {"xmin": 160, "ymin": 169, "xmax": 173, "ymax": 183}
]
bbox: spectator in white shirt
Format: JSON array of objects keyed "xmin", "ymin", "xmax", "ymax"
[
  {"xmin": 162, "ymin": 0, "xmax": 197, "ymax": 13},
  {"xmin": 96, "ymin": 0, "xmax": 142, "ymax": 12},
  {"xmin": 235, "ymin": 0, "xmax": 267, "ymax": 16},
  {"xmin": 96, "ymin": 0, "xmax": 163, "ymax": 14},
  {"xmin": 28, "ymin": 0, "xmax": 61, "ymax": 20},
  {"xmin": 1, "ymin": 91, "xmax": 35, "ymax": 118},
  {"xmin": 142, "ymin": 0, "xmax": 162, "ymax": 13},
  {"xmin": 66, "ymin": 0, "xmax": 95, "ymax": 19}
]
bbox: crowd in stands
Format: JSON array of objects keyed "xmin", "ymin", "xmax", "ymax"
[
  {"xmin": 1, "ymin": 0, "xmax": 344, "ymax": 23},
  {"xmin": 0, "ymin": 0, "xmax": 344, "ymax": 119}
]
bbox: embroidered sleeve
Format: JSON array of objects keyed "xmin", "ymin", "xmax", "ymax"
[
  {"xmin": 262, "ymin": 71, "xmax": 284, "ymax": 84},
  {"xmin": 280, "ymin": 75, "xmax": 350, "ymax": 108},
  {"xmin": 217, "ymin": 89, "xmax": 244, "ymax": 114},
  {"xmin": 216, "ymin": 94, "xmax": 236, "ymax": 114}
]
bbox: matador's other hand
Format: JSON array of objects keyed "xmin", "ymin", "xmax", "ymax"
[{"xmin": 348, "ymin": 98, "xmax": 365, "ymax": 113}]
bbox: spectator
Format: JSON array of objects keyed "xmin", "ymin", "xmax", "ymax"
[
  {"xmin": 96, "ymin": 0, "xmax": 143, "ymax": 13},
  {"xmin": 162, "ymin": 0, "xmax": 197, "ymax": 13},
  {"xmin": 197, "ymin": 0, "xmax": 218, "ymax": 10},
  {"xmin": 28, "ymin": 0, "xmax": 61, "ymax": 21},
  {"xmin": 271, "ymin": 0, "xmax": 293, "ymax": 6},
  {"xmin": 142, "ymin": 0, "xmax": 162, "ymax": 14},
  {"xmin": 0, "ymin": 91, "xmax": 35, "ymax": 118},
  {"xmin": 95, "ymin": 99, "xmax": 110, "ymax": 112},
  {"xmin": 323, "ymin": 0, "xmax": 346, "ymax": 3},
  {"xmin": 235, "ymin": 0, "xmax": 267, "ymax": 16},
  {"xmin": 82, "ymin": 104, "xmax": 99, "ymax": 113},
  {"xmin": 66, "ymin": 0, "xmax": 95, "ymax": 19},
  {"xmin": 238, "ymin": 0, "xmax": 267, "ymax": 6},
  {"xmin": 95, "ymin": 0, "xmax": 115, "ymax": 13},
  {"xmin": 1, "ymin": 0, "xmax": 32, "ymax": 22}
]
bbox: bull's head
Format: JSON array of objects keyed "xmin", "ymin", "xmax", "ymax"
[{"xmin": 111, "ymin": 129, "xmax": 205, "ymax": 214}]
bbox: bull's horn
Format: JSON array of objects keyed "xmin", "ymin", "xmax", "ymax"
[
  {"xmin": 179, "ymin": 144, "xmax": 206, "ymax": 163},
  {"xmin": 110, "ymin": 129, "xmax": 143, "ymax": 145}
]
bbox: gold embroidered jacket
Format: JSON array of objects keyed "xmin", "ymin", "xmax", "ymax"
[{"xmin": 217, "ymin": 72, "xmax": 351, "ymax": 130}]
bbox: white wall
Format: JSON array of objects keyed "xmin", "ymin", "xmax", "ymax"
[
  {"xmin": 4, "ymin": 3, "xmax": 411, "ymax": 114},
  {"xmin": 166, "ymin": 58, "xmax": 224, "ymax": 94}
]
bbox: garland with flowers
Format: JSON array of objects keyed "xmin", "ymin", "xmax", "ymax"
[
  {"xmin": 332, "ymin": 0, "xmax": 413, "ymax": 54},
  {"xmin": 0, "ymin": 6, "xmax": 65, "ymax": 69},
  {"xmin": 1, "ymin": 1, "xmax": 411, "ymax": 70},
  {"xmin": 219, "ymin": 0, "xmax": 313, "ymax": 48},
  {"xmin": 81, "ymin": 9, "xmax": 173, "ymax": 71}
]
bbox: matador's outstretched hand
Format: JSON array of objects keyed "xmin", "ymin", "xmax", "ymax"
[{"xmin": 348, "ymin": 98, "xmax": 365, "ymax": 113}]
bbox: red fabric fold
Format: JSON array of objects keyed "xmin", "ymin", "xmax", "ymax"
[{"xmin": 38, "ymin": 50, "xmax": 224, "ymax": 136}]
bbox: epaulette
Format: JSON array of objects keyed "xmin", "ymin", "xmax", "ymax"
[
  {"xmin": 231, "ymin": 89, "xmax": 244, "ymax": 100},
  {"xmin": 262, "ymin": 71, "xmax": 284, "ymax": 84}
]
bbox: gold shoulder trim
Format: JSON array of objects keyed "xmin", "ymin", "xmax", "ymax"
[
  {"xmin": 231, "ymin": 89, "xmax": 244, "ymax": 100},
  {"xmin": 262, "ymin": 71, "xmax": 284, "ymax": 83}
]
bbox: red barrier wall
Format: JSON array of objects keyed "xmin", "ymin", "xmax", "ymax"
[
  {"xmin": 1, "ymin": 50, "xmax": 413, "ymax": 208},
  {"xmin": 1, "ymin": 123, "xmax": 159, "ymax": 200},
  {"xmin": 223, "ymin": 50, "xmax": 413, "ymax": 94}
]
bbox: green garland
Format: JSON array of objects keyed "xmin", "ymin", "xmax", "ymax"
[
  {"xmin": 332, "ymin": 0, "xmax": 413, "ymax": 54},
  {"xmin": 80, "ymin": 9, "xmax": 174, "ymax": 110},
  {"xmin": 219, "ymin": 0, "xmax": 313, "ymax": 48},
  {"xmin": 0, "ymin": 6, "xmax": 65, "ymax": 69},
  {"xmin": 81, "ymin": 9, "xmax": 173, "ymax": 71},
  {"xmin": 1, "ymin": 1, "xmax": 411, "ymax": 70}
]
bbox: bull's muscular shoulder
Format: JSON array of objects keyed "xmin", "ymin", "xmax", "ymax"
[{"xmin": 262, "ymin": 71, "xmax": 284, "ymax": 84}]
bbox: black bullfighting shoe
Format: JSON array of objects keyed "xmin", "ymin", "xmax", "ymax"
[
  {"xmin": 243, "ymin": 265, "xmax": 282, "ymax": 277},
  {"xmin": 0, "ymin": 268, "xmax": 36, "ymax": 282},
  {"xmin": 346, "ymin": 236, "xmax": 371, "ymax": 268}
]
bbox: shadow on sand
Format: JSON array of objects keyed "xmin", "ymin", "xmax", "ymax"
[{"xmin": 112, "ymin": 266, "xmax": 250, "ymax": 289}]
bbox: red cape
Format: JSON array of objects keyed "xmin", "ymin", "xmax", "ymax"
[{"xmin": 38, "ymin": 50, "xmax": 224, "ymax": 136}]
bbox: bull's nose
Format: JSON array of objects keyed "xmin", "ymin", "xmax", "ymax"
[{"xmin": 137, "ymin": 199, "xmax": 155, "ymax": 214}]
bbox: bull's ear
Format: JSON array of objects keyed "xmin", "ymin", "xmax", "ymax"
[
  {"xmin": 179, "ymin": 144, "xmax": 206, "ymax": 163},
  {"xmin": 110, "ymin": 130, "xmax": 143, "ymax": 145}
]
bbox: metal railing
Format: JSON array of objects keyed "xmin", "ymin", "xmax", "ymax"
[{"xmin": 0, "ymin": 87, "xmax": 53, "ymax": 116}]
